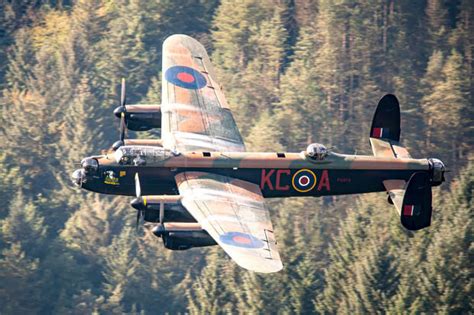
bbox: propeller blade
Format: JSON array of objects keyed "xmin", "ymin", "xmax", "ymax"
[
  {"xmin": 116, "ymin": 78, "xmax": 126, "ymax": 148},
  {"xmin": 134, "ymin": 173, "xmax": 143, "ymax": 232},
  {"xmin": 135, "ymin": 173, "xmax": 141, "ymax": 198},
  {"xmin": 120, "ymin": 78, "xmax": 126, "ymax": 107},
  {"xmin": 136, "ymin": 210, "xmax": 141, "ymax": 231},
  {"xmin": 120, "ymin": 112, "xmax": 126, "ymax": 142},
  {"xmin": 159, "ymin": 202, "xmax": 164, "ymax": 224}
]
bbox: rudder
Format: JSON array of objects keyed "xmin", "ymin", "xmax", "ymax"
[
  {"xmin": 400, "ymin": 172, "xmax": 432, "ymax": 230},
  {"xmin": 370, "ymin": 94, "xmax": 400, "ymax": 142},
  {"xmin": 370, "ymin": 94, "xmax": 410, "ymax": 158}
]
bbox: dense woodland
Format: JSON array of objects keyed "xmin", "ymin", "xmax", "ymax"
[{"xmin": 0, "ymin": 0, "xmax": 472, "ymax": 314}]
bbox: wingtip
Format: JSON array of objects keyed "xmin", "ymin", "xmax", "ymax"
[
  {"xmin": 163, "ymin": 34, "xmax": 206, "ymax": 53},
  {"xmin": 233, "ymin": 256, "xmax": 283, "ymax": 274}
]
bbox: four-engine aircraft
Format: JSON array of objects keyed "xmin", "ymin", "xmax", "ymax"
[{"xmin": 72, "ymin": 34, "xmax": 446, "ymax": 273}]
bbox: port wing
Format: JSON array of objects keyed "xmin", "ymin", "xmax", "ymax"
[{"xmin": 175, "ymin": 171, "xmax": 282, "ymax": 273}]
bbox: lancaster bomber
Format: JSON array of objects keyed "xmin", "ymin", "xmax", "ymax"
[{"xmin": 72, "ymin": 34, "xmax": 446, "ymax": 273}]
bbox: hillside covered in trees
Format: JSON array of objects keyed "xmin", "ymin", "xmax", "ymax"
[{"xmin": 0, "ymin": 0, "xmax": 472, "ymax": 314}]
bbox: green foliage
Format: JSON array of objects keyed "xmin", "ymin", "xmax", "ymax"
[
  {"xmin": 421, "ymin": 49, "xmax": 471, "ymax": 164},
  {"xmin": 0, "ymin": 1, "xmax": 472, "ymax": 314}
]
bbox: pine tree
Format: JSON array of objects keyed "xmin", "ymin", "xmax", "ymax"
[
  {"xmin": 421, "ymin": 49, "xmax": 470, "ymax": 165},
  {"xmin": 277, "ymin": 25, "xmax": 329, "ymax": 150},
  {"xmin": 186, "ymin": 249, "xmax": 237, "ymax": 314},
  {"xmin": 212, "ymin": 0, "xmax": 288, "ymax": 134},
  {"xmin": 0, "ymin": 243, "xmax": 41, "ymax": 314},
  {"xmin": 449, "ymin": 0, "xmax": 474, "ymax": 106},
  {"xmin": 101, "ymin": 226, "xmax": 142, "ymax": 313},
  {"xmin": 314, "ymin": 194, "xmax": 398, "ymax": 313},
  {"xmin": 420, "ymin": 49, "xmax": 445, "ymax": 149},
  {"xmin": 339, "ymin": 239, "xmax": 399, "ymax": 313},
  {"xmin": 418, "ymin": 162, "xmax": 473, "ymax": 313},
  {"xmin": 0, "ymin": 193, "xmax": 51, "ymax": 313},
  {"xmin": 245, "ymin": 110, "xmax": 284, "ymax": 151},
  {"xmin": 287, "ymin": 204, "xmax": 325, "ymax": 314},
  {"xmin": 60, "ymin": 195, "xmax": 123, "ymax": 257},
  {"xmin": 1, "ymin": 192, "xmax": 48, "ymax": 256},
  {"xmin": 425, "ymin": 0, "xmax": 449, "ymax": 51}
]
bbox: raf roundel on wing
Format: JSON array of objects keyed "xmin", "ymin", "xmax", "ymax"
[
  {"xmin": 219, "ymin": 231, "xmax": 265, "ymax": 249},
  {"xmin": 165, "ymin": 65, "xmax": 207, "ymax": 89}
]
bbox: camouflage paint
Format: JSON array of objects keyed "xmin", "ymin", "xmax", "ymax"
[{"xmin": 81, "ymin": 151, "xmax": 430, "ymax": 198}]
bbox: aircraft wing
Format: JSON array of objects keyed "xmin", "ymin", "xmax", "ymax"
[
  {"xmin": 161, "ymin": 34, "xmax": 245, "ymax": 152},
  {"xmin": 175, "ymin": 171, "xmax": 283, "ymax": 273}
]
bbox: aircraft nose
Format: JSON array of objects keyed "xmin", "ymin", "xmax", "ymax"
[{"xmin": 71, "ymin": 169, "xmax": 85, "ymax": 187}]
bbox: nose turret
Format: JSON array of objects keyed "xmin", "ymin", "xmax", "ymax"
[
  {"xmin": 71, "ymin": 169, "xmax": 85, "ymax": 187},
  {"xmin": 71, "ymin": 157, "xmax": 99, "ymax": 188}
]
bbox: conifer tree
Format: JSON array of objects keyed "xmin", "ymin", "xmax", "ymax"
[
  {"xmin": 421, "ymin": 49, "xmax": 470, "ymax": 164},
  {"xmin": 1, "ymin": 192, "xmax": 48, "ymax": 256},
  {"xmin": 186, "ymin": 249, "xmax": 237, "ymax": 314},
  {"xmin": 418, "ymin": 162, "xmax": 473, "ymax": 313},
  {"xmin": 101, "ymin": 226, "xmax": 142, "ymax": 313},
  {"xmin": 277, "ymin": 25, "xmax": 329, "ymax": 150},
  {"xmin": 339, "ymin": 239, "xmax": 399, "ymax": 314},
  {"xmin": 245, "ymin": 110, "xmax": 284, "ymax": 151},
  {"xmin": 212, "ymin": 0, "xmax": 288, "ymax": 134},
  {"xmin": 425, "ymin": 0, "xmax": 449, "ymax": 51},
  {"xmin": 0, "ymin": 243, "xmax": 41, "ymax": 314}
]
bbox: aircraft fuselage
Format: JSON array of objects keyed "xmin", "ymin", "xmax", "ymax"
[{"xmin": 74, "ymin": 150, "xmax": 435, "ymax": 198}]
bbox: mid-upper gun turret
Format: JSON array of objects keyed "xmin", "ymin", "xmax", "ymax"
[{"xmin": 305, "ymin": 143, "xmax": 328, "ymax": 160}]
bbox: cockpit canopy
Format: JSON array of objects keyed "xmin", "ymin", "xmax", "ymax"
[
  {"xmin": 306, "ymin": 143, "xmax": 328, "ymax": 160},
  {"xmin": 114, "ymin": 146, "xmax": 173, "ymax": 166}
]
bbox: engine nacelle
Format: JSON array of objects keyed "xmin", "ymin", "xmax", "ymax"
[
  {"xmin": 131, "ymin": 195, "xmax": 196, "ymax": 223},
  {"xmin": 114, "ymin": 104, "xmax": 161, "ymax": 131},
  {"xmin": 152, "ymin": 223, "xmax": 216, "ymax": 250}
]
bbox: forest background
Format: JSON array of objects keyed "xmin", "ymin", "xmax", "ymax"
[{"xmin": 0, "ymin": 0, "xmax": 472, "ymax": 314}]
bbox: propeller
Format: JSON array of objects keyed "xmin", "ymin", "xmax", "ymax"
[
  {"xmin": 112, "ymin": 78, "xmax": 127, "ymax": 151},
  {"xmin": 131, "ymin": 173, "xmax": 166, "ymax": 235}
]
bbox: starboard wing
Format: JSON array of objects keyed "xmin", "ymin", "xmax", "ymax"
[
  {"xmin": 175, "ymin": 171, "xmax": 282, "ymax": 273},
  {"xmin": 161, "ymin": 34, "xmax": 245, "ymax": 152}
]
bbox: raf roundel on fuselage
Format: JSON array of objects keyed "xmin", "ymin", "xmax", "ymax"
[
  {"xmin": 165, "ymin": 65, "xmax": 207, "ymax": 90},
  {"xmin": 292, "ymin": 169, "xmax": 317, "ymax": 193}
]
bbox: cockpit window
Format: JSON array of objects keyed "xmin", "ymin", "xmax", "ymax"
[{"xmin": 114, "ymin": 146, "xmax": 173, "ymax": 166}]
